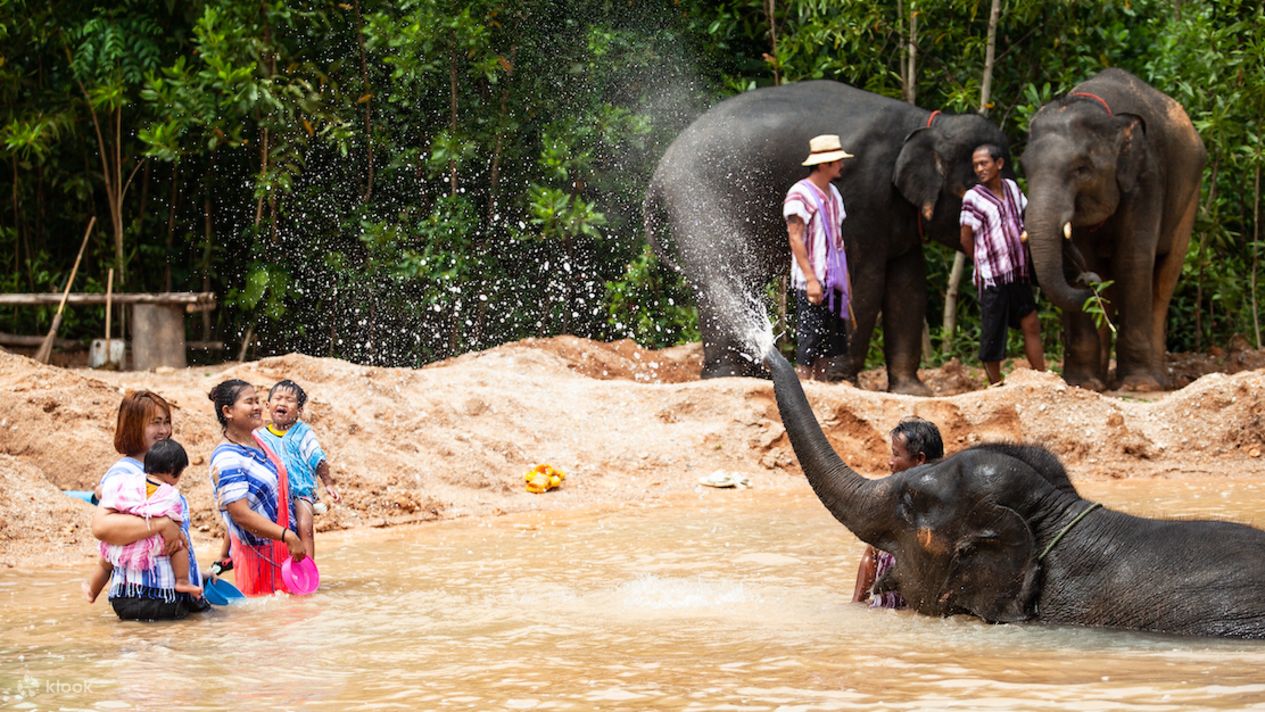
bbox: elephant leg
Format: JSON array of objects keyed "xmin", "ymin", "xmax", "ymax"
[
  {"xmin": 1148, "ymin": 193, "xmax": 1197, "ymax": 388},
  {"xmin": 882, "ymin": 248, "xmax": 931, "ymax": 395},
  {"xmin": 694, "ymin": 279, "xmax": 764, "ymax": 379},
  {"xmin": 1060, "ymin": 309, "xmax": 1107, "ymax": 391},
  {"xmin": 1112, "ymin": 209, "xmax": 1164, "ymax": 392},
  {"xmin": 843, "ymin": 247, "xmax": 886, "ymax": 385}
]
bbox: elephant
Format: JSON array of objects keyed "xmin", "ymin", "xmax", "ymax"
[
  {"xmin": 762, "ymin": 342, "xmax": 1265, "ymax": 639},
  {"xmin": 644, "ymin": 80, "xmax": 1010, "ymax": 394},
  {"xmin": 1021, "ymin": 69, "xmax": 1206, "ymax": 391}
]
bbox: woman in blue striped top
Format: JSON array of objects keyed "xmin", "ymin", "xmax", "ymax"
[{"xmin": 207, "ymin": 379, "xmax": 306, "ymax": 595}]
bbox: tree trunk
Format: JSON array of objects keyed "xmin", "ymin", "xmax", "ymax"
[
  {"xmin": 764, "ymin": 0, "xmax": 780, "ymax": 85},
  {"xmin": 449, "ymin": 40, "xmax": 459, "ymax": 196},
  {"xmin": 1253, "ymin": 161, "xmax": 1261, "ymax": 348},
  {"xmin": 353, "ymin": 0, "xmax": 374, "ymax": 202},
  {"xmin": 1194, "ymin": 157, "xmax": 1220, "ymax": 351},
  {"xmin": 163, "ymin": 162, "xmax": 179, "ymax": 291},
  {"xmin": 942, "ymin": 0, "xmax": 1000, "ymax": 357},
  {"xmin": 905, "ymin": 2, "xmax": 918, "ymax": 105},
  {"xmin": 201, "ymin": 193, "xmax": 214, "ymax": 341}
]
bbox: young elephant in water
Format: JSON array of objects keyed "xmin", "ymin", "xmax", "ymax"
[{"xmin": 763, "ymin": 345, "xmax": 1265, "ymax": 638}]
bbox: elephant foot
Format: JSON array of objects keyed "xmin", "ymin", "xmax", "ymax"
[
  {"xmin": 1118, "ymin": 372, "xmax": 1165, "ymax": 392},
  {"xmin": 888, "ymin": 375, "xmax": 932, "ymax": 397},
  {"xmin": 1061, "ymin": 372, "xmax": 1106, "ymax": 392},
  {"xmin": 820, "ymin": 355, "xmax": 855, "ymax": 384}
]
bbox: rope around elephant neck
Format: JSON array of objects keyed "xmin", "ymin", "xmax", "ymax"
[{"xmin": 1038, "ymin": 502, "xmax": 1102, "ymax": 561}]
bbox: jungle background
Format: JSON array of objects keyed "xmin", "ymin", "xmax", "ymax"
[{"xmin": 1, "ymin": 0, "xmax": 1261, "ymax": 370}]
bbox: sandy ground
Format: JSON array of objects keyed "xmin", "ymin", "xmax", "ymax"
[{"xmin": 1, "ymin": 336, "xmax": 1263, "ymax": 570}]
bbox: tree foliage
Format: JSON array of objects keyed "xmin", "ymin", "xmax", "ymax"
[{"xmin": 1, "ymin": 0, "xmax": 1261, "ymax": 366}]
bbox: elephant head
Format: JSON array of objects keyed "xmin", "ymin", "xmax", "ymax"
[
  {"xmin": 1020, "ymin": 98, "xmax": 1151, "ymax": 310},
  {"xmin": 894, "ymin": 113, "xmax": 1011, "ymax": 248},
  {"xmin": 763, "ymin": 345, "xmax": 1052, "ymax": 622}
]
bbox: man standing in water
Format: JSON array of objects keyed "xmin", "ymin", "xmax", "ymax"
[
  {"xmin": 784, "ymin": 134, "xmax": 854, "ymax": 381},
  {"xmin": 852, "ymin": 417, "xmax": 944, "ymax": 608},
  {"xmin": 960, "ymin": 144, "xmax": 1045, "ymax": 385}
]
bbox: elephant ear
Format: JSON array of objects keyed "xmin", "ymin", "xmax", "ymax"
[
  {"xmin": 894, "ymin": 127, "xmax": 944, "ymax": 220},
  {"xmin": 936, "ymin": 501, "xmax": 1039, "ymax": 623},
  {"xmin": 1115, "ymin": 113, "xmax": 1149, "ymax": 194}
]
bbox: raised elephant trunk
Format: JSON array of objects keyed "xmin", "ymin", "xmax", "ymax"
[
  {"xmin": 763, "ymin": 346, "xmax": 884, "ymax": 544},
  {"xmin": 1026, "ymin": 197, "xmax": 1094, "ymax": 310}
]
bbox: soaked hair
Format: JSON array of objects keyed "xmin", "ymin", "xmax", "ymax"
[
  {"xmin": 144, "ymin": 438, "xmax": 189, "ymax": 479},
  {"xmin": 268, "ymin": 379, "xmax": 308, "ymax": 408},
  {"xmin": 114, "ymin": 390, "xmax": 171, "ymax": 456},
  {"xmin": 974, "ymin": 143, "xmax": 1005, "ymax": 162},
  {"xmin": 207, "ymin": 379, "xmax": 253, "ymax": 430},
  {"xmin": 890, "ymin": 417, "xmax": 944, "ymax": 462}
]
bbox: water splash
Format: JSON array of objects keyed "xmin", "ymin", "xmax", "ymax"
[{"xmin": 702, "ymin": 278, "xmax": 778, "ymax": 369}]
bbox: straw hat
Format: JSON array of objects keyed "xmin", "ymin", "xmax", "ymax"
[{"xmin": 801, "ymin": 134, "xmax": 855, "ymax": 166}]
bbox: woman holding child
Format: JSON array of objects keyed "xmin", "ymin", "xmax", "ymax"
[
  {"xmin": 89, "ymin": 390, "xmax": 209, "ymax": 620},
  {"xmin": 207, "ymin": 379, "xmax": 307, "ymax": 596}
]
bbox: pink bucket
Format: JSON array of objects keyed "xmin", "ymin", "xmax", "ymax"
[{"xmin": 280, "ymin": 556, "xmax": 320, "ymax": 595}]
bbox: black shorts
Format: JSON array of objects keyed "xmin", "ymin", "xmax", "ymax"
[
  {"xmin": 794, "ymin": 289, "xmax": 848, "ymax": 364},
  {"xmin": 979, "ymin": 281, "xmax": 1037, "ymax": 362},
  {"xmin": 110, "ymin": 593, "xmax": 210, "ymax": 621}
]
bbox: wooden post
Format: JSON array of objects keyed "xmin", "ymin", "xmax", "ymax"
[
  {"xmin": 104, "ymin": 268, "xmax": 114, "ymax": 360},
  {"xmin": 131, "ymin": 303, "xmax": 187, "ymax": 370}
]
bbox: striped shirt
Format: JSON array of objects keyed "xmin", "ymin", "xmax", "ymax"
[
  {"xmin": 98, "ymin": 457, "xmax": 201, "ymax": 602},
  {"xmin": 960, "ymin": 179, "xmax": 1029, "ymax": 289},
  {"xmin": 256, "ymin": 421, "xmax": 327, "ymax": 500},
  {"xmin": 99, "ymin": 456, "xmax": 144, "ymax": 489},
  {"xmin": 869, "ymin": 550, "xmax": 906, "ymax": 609},
  {"xmin": 210, "ymin": 443, "xmax": 295, "ymax": 548},
  {"xmin": 783, "ymin": 179, "xmax": 846, "ymax": 289}
]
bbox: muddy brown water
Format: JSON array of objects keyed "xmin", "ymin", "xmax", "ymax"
[{"xmin": 4, "ymin": 478, "xmax": 1265, "ymax": 709}]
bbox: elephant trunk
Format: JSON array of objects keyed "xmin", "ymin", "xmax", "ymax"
[
  {"xmin": 764, "ymin": 346, "xmax": 884, "ymax": 543},
  {"xmin": 1026, "ymin": 196, "xmax": 1094, "ymax": 311}
]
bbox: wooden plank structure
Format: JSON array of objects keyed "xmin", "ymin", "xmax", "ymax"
[{"xmin": 0, "ymin": 292, "xmax": 216, "ymax": 369}]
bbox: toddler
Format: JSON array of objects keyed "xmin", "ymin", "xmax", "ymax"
[
  {"xmin": 84, "ymin": 439, "xmax": 202, "ymax": 602},
  {"xmin": 256, "ymin": 379, "xmax": 340, "ymax": 559}
]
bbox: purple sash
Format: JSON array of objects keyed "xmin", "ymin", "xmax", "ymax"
[{"xmin": 802, "ymin": 180, "xmax": 851, "ymax": 320}]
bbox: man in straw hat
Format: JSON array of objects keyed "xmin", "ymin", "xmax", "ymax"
[{"xmin": 784, "ymin": 134, "xmax": 855, "ymax": 380}]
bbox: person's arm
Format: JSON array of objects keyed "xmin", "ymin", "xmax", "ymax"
[
  {"xmin": 851, "ymin": 545, "xmax": 878, "ymax": 603},
  {"xmin": 960, "ymin": 224, "xmax": 976, "ymax": 261},
  {"xmin": 787, "ymin": 216, "xmax": 823, "ymax": 304},
  {"xmin": 316, "ymin": 460, "xmax": 341, "ymax": 503},
  {"xmin": 224, "ymin": 499, "xmax": 307, "ymax": 561},
  {"xmin": 92, "ymin": 508, "xmax": 184, "ymax": 555}
]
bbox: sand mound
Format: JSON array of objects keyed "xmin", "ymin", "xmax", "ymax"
[{"xmin": 1, "ymin": 337, "xmax": 1263, "ymax": 567}]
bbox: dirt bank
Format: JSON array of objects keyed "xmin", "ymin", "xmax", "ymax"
[{"xmin": 2, "ymin": 336, "xmax": 1263, "ymax": 568}]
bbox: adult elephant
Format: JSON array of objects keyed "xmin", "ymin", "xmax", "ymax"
[
  {"xmin": 645, "ymin": 80, "xmax": 1009, "ymax": 394},
  {"xmin": 1021, "ymin": 69, "xmax": 1205, "ymax": 391},
  {"xmin": 762, "ymin": 343, "xmax": 1265, "ymax": 638}
]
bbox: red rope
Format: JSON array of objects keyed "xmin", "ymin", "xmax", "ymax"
[
  {"xmin": 1068, "ymin": 91, "xmax": 1113, "ymax": 117},
  {"xmin": 925, "ymin": 109, "xmax": 941, "ymax": 128}
]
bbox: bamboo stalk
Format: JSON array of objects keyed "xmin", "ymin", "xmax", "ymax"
[
  {"xmin": 104, "ymin": 267, "xmax": 114, "ymax": 367},
  {"xmin": 35, "ymin": 217, "xmax": 96, "ymax": 363}
]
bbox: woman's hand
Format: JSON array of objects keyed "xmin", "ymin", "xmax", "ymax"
[
  {"xmin": 226, "ymin": 499, "xmax": 305, "ymax": 560},
  {"xmin": 283, "ymin": 529, "xmax": 307, "ymax": 562},
  {"xmin": 156, "ymin": 518, "xmax": 186, "ymax": 557}
]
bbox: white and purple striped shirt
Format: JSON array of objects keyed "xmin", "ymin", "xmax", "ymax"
[
  {"xmin": 97, "ymin": 457, "xmax": 201, "ymax": 602},
  {"xmin": 783, "ymin": 179, "xmax": 846, "ymax": 289},
  {"xmin": 960, "ymin": 179, "xmax": 1029, "ymax": 289}
]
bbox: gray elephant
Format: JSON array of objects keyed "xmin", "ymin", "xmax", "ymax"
[
  {"xmin": 645, "ymin": 80, "xmax": 1009, "ymax": 394},
  {"xmin": 763, "ymin": 343, "xmax": 1265, "ymax": 638},
  {"xmin": 1021, "ymin": 69, "xmax": 1206, "ymax": 391}
]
